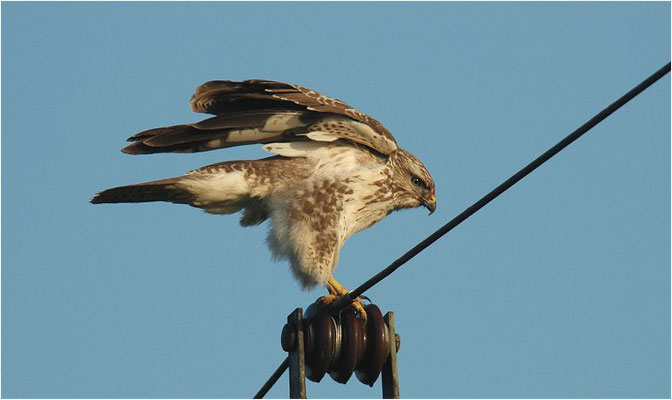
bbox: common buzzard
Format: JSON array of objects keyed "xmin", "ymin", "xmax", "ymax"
[{"xmin": 92, "ymin": 80, "xmax": 436, "ymax": 319}]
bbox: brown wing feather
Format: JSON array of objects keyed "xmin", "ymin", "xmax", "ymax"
[
  {"xmin": 123, "ymin": 80, "xmax": 398, "ymax": 155},
  {"xmin": 191, "ymin": 80, "xmax": 397, "ymax": 146},
  {"xmin": 123, "ymin": 111, "xmax": 314, "ymax": 154}
]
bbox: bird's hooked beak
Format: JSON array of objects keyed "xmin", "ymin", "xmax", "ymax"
[{"xmin": 424, "ymin": 194, "xmax": 437, "ymax": 215}]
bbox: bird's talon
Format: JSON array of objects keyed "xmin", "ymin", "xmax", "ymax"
[
  {"xmin": 319, "ymin": 294, "xmax": 338, "ymax": 305},
  {"xmin": 317, "ymin": 294, "xmax": 368, "ymax": 321},
  {"xmin": 352, "ymin": 299, "xmax": 368, "ymax": 322},
  {"xmin": 325, "ymin": 277, "xmax": 368, "ymax": 321}
]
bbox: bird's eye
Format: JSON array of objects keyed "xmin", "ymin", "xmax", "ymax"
[{"xmin": 411, "ymin": 176, "xmax": 426, "ymax": 188}]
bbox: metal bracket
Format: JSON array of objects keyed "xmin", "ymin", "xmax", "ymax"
[
  {"xmin": 287, "ymin": 308, "xmax": 307, "ymax": 399},
  {"xmin": 381, "ymin": 312, "xmax": 400, "ymax": 399}
]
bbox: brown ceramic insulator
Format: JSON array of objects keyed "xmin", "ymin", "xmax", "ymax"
[
  {"xmin": 303, "ymin": 303, "xmax": 337, "ymax": 383},
  {"xmin": 328, "ymin": 310, "xmax": 365, "ymax": 384},
  {"xmin": 281, "ymin": 323, "xmax": 296, "ymax": 352},
  {"xmin": 355, "ymin": 304, "xmax": 390, "ymax": 386}
]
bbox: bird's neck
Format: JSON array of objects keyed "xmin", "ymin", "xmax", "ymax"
[{"xmin": 342, "ymin": 167, "xmax": 397, "ymax": 237}]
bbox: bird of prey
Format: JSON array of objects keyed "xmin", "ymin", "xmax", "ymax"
[{"xmin": 92, "ymin": 80, "xmax": 436, "ymax": 319}]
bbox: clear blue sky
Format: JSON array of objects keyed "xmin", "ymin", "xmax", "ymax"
[{"xmin": 2, "ymin": 2, "xmax": 669, "ymax": 398}]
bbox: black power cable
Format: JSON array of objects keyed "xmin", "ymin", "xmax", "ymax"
[
  {"xmin": 331, "ymin": 61, "xmax": 671, "ymax": 312},
  {"xmin": 255, "ymin": 61, "xmax": 671, "ymax": 397}
]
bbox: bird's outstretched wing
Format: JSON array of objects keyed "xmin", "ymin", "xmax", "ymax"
[{"xmin": 122, "ymin": 80, "xmax": 398, "ymax": 156}]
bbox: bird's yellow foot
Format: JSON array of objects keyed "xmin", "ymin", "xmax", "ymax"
[
  {"xmin": 323, "ymin": 277, "xmax": 368, "ymax": 321},
  {"xmin": 319, "ymin": 295, "xmax": 368, "ymax": 321}
]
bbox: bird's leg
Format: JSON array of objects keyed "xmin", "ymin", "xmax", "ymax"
[{"xmin": 320, "ymin": 276, "xmax": 367, "ymax": 321}]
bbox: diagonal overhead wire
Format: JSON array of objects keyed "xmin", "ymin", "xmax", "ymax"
[
  {"xmin": 255, "ymin": 61, "xmax": 671, "ymax": 398},
  {"xmin": 330, "ymin": 61, "xmax": 671, "ymax": 312}
]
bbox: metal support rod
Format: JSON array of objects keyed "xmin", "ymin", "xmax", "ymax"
[
  {"xmin": 381, "ymin": 312, "xmax": 400, "ymax": 399},
  {"xmin": 331, "ymin": 61, "xmax": 672, "ymax": 313},
  {"xmin": 254, "ymin": 357, "xmax": 289, "ymax": 399},
  {"xmin": 288, "ymin": 308, "xmax": 307, "ymax": 399}
]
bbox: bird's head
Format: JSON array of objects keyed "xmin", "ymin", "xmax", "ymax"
[{"xmin": 388, "ymin": 149, "xmax": 436, "ymax": 214}]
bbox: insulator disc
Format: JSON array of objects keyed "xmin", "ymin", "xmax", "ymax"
[
  {"xmin": 355, "ymin": 304, "xmax": 390, "ymax": 386},
  {"xmin": 303, "ymin": 303, "xmax": 336, "ymax": 383},
  {"xmin": 328, "ymin": 309, "xmax": 365, "ymax": 384}
]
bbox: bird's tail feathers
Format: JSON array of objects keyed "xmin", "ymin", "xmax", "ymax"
[{"xmin": 91, "ymin": 177, "xmax": 192, "ymax": 205}]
